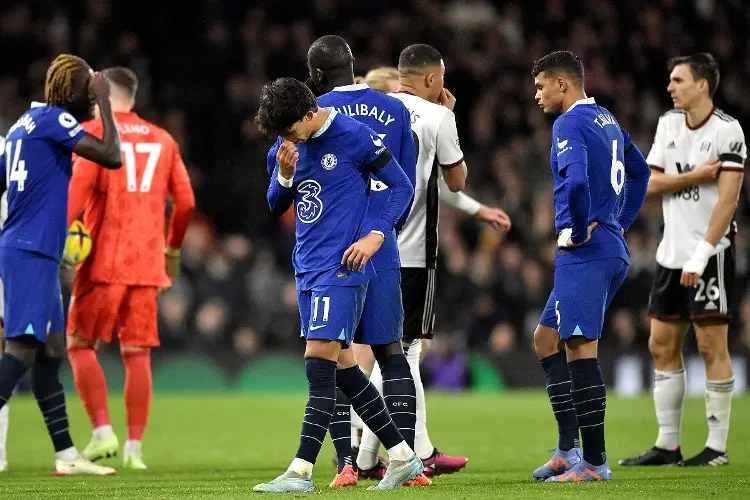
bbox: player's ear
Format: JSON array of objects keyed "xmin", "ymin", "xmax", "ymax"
[
  {"xmin": 316, "ymin": 68, "xmax": 326, "ymax": 87},
  {"xmin": 425, "ymin": 72, "xmax": 434, "ymax": 89}
]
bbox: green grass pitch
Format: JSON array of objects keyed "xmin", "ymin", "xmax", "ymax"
[{"xmin": 1, "ymin": 391, "xmax": 748, "ymax": 499}]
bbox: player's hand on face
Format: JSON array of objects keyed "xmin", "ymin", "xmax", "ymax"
[
  {"xmin": 693, "ymin": 159, "xmax": 722, "ymax": 183},
  {"xmin": 342, "ymin": 232, "xmax": 385, "ymax": 271},
  {"xmin": 438, "ymin": 88, "xmax": 456, "ymax": 111},
  {"xmin": 476, "ymin": 205, "xmax": 511, "ymax": 232},
  {"xmin": 277, "ymin": 140, "xmax": 299, "ymax": 180},
  {"xmin": 89, "ymin": 72, "xmax": 111, "ymax": 104}
]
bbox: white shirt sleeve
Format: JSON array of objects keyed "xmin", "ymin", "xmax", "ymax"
[
  {"xmin": 717, "ymin": 120, "xmax": 746, "ymax": 171},
  {"xmin": 436, "ymin": 112, "xmax": 464, "ymax": 168},
  {"xmin": 646, "ymin": 116, "xmax": 667, "ymax": 171}
]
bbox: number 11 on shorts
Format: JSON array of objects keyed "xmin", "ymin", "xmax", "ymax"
[{"xmin": 312, "ymin": 296, "xmax": 330, "ymax": 322}]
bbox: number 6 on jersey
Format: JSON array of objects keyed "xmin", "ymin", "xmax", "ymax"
[{"xmin": 121, "ymin": 142, "xmax": 162, "ymax": 192}]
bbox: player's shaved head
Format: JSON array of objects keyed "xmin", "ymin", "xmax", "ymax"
[
  {"xmin": 398, "ymin": 44, "xmax": 443, "ymax": 77},
  {"xmin": 102, "ymin": 67, "xmax": 138, "ymax": 99},
  {"xmin": 532, "ymin": 51, "xmax": 585, "ymax": 88},
  {"xmin": 307, "ymin": 35, "xmax": 355, "ymax": 94},
  {"xmin": 307, "ymin": 35, "xmax": 353, "ymax": 70}
]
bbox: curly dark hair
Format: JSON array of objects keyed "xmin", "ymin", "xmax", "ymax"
[
  {"xmin": 531, "ymin": 51, "xmax": 584, "ymax": 87},
  {"xmin": 255, "ymin": 77, "xmax": 317, "ymax": 138}
]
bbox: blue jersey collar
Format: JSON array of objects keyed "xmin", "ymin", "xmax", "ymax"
[
  {"xmin": 566, "ymin": 97, "xmax": 595, "ymax": 113},
  {"xmin": 311, "ymin": 108, "xmax": 338, "ymax": 138},
  {"xmin": 332, "ymin": 83, "xmax": 369, "ymax": 92}
]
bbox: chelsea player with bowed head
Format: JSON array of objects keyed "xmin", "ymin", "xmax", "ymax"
[
  {"xmin": 254, "ymin": 78, "xmax": 421, "ymax": 493},
  {"xmin": 530, "ymin": 51, "xmax": 650, "ymax": 482},
  {"xmin": 305, "ymin": 35, "xmax": 428, "ymax": 488},
  {"xmin": 0, "ymin": 54, "xmax": 122, "ymax": 475}
]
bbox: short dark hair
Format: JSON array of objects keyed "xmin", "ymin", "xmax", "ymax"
[
  {"xmin": 398, "ymin": 44, "xmax": 442, "ymax": 75},
  {"xmin": 307, "ymin": 35, "xmax": 353, "ymax": 70},
  {"xmin": 255, "ymin": 77, "xmax": 317, "ymax": 138},
  {"xmin": 531, "ymin": 51, "xmax": 584, "ymax": 86},
  {"xmin": 668, "ymin": 52, "xmax": 720, "ymax": 97},
  {"xmin": 102, "ymin": 67, "xmax": 138, "ymax": 98}
]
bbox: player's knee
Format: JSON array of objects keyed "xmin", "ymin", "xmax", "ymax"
[
  {"xmin": 648, "ymin": 331, "xmax": 680, "ymax": 361},
  {"xmin": 533, "ymin": 325, "xmax": 560, "ymax": 358},
  {"xmin": 120, "ymin": 345, "xmax": 150, "ymax": 355},
  {"xmin": 4, "ymin": 336, "xmax": 39, "ymax": 368},
  {"xmin": 694, "ymin": 335, "xmax": 728, "ymax": 365},
  {"xmin": 371, "ymin": 342, "xmax": 403, "ymax": 365},
  {"xmin": 43, "ymin": 333, "xmax": 67, "ymax": 359}
]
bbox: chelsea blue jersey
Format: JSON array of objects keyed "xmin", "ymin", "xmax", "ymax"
[
  {"xmin": 551, "ymin": 98, "xmax": 630, "ymax": 265},
  {"xmin": 267, "ymin": 110, "xmax": 402, "ymax": 290},
  {"xmin": 0, "ymin": 103, "xmax": 87, "ymax": 261},
  {"xmin": 318, "ymin": 84, "xmax": 417, "ymax": 271}
]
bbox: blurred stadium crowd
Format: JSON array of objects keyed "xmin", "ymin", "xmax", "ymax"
[{"xmin": 1, "ymin": 0, "xmax": 749, "ymax": 386}]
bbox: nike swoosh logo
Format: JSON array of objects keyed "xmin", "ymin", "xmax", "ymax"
[
  {"xmin": 309, "ymin": 325, "xmax": 327, "ymax": 331},
  {"xmin": 557, "ymin": 139, "xmax": 568, "ymax": 148}
]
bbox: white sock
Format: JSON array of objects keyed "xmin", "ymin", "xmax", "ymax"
[
  {"xmin": 55, "ymin": 446, "xmax": 79, "ymax": 462},
  {"xmin": 407, "ymin": 339, "xmax": 434, "ymax": 460},
  {"xmin": 93, "ymin": 425, "xmax": 114, "ymax": 441},
  {"xmin": 0, "ymin": 405, "xmax": 8, "ymax": 459},
  {"xmin": 351, "ymin": 406, "xmax": 363, "ymax": 448},
  {"xmin": 356, "ymin": 361, "xmax": 384, "ymax": 470},
  {"xmin": 287, "ymin": 457, "xmax": 314, "ymax": 479},
  {"xmin": 386, "ymin": 440, "xmax": 413, "ymax": 462},
  {"xmin": 124, "ymin": 440, "xmax": 142, "ymax": 456},
  {"xmin": 705, "ymin": 377, "xmax": 734, "ymax": 453},
  {"xmin": 653, "ymin": 369, "xmax": 686, "ymax": 450}
]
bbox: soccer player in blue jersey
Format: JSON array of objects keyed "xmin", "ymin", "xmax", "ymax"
[
  {"xmin": 254, "ymin": 77, "xmax": 422, "ymax": 493},
  {"xmin": 0, "ymin": 54, "xmax": 122, "ymax": 475},
  {"xmin": 302, "ymin": 35, "xmax": 432, "ymax": 488},
  {"xmin": 529, "ymin": 51, "xmax": 650, "ymax": 482}
]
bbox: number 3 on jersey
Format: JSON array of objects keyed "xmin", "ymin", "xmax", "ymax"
[
  {"xmin": 121, "ymin": 142, "xmax": 162, "ymax": 192},
  {"xmin": 610, "ymin": 139, "xmax": 624, "ymax": 195},
  {"xmin": 5, "ymin": 139, "xmax": 28, "ymax": 191}
]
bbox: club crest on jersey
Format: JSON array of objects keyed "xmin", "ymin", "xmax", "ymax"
[{"xmin": 321, "ymin": 153, "xmax": 338, "ymax": 171}]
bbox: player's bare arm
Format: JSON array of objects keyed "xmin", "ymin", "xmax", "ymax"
[
  {"xmin": 342, "ymin": 231, "xmax": 385, "ymax": 272},
  {"xmin": 646, "ymin": 159, "xmax": 720, "ymax": 196},
  {"xmin": 680, "ymin": 169, "xmax": 743, "ymax": 287},
  {"xmin": 439, "ymin": 185, "xmax": 512, "ymax": 231},
  {"xmin": 73, "ymin": 73, "xmax": 122, "ymax": 169}
]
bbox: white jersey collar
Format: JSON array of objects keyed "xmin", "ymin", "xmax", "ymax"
[
  {"xmin": 566, "ymin": 97, "xmax": 595, "ymax": 113},
  {"xmin": 31, "ymin": 101, "xmax": 46, "ymax": 108},
  {"xmin": 332, "ymin": 83, "xmax": 369, "ymax": 92},
  {"xmin": 311, "ymin": 108, "xmax": 338, "ymax": 138}
]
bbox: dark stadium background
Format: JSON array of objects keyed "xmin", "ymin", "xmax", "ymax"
[{"xmin": 1, "ymin": 0, "xmax": 748, "ymax": 394}]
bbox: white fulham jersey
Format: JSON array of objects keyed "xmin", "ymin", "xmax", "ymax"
[
  {"xmin": 647, "ymin": 108, "xmax": 746, "ymax": 269},
  {"xmin": 390, "ymin": 91, "xmax": 464, "ymax": 268}
]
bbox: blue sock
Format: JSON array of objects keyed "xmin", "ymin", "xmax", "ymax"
[
  {"xmin": 329, "ymin": 387, "xmax": 353, "ymax": 472},
  {"xmin": 540, "ymin": 352, "xmax": 579, "ymax": 451},
  {"xmin": 295, "ymin": 357, "xmax": 337, "ymax": 464},
  {"xmin": 381, "ymin": 354, "xmax": 416, "ymax": 450},
  {"xmin": 336, "ymin": 366, "xmax": 403, "ymax": 450},
  {"xmin": 0, "ymin": 354, "xmax": 28, "ymax": 410},
  {"xmin": 569, "ymin": 358, "xmax": 607, "ymax": 466},
  {"xmin": 31, "ymin": 356, "xmax": 74, "ymax": 452}
]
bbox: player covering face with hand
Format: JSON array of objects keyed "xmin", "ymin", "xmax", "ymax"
[
  {"xmin": 254, "ymin": 77, "xmax": 422, "ymax": 493},
  {"xmin": 530, "ymin": 50, "xmax": 650, "ymax": 482},
  {"xmin": 0, "ymin": 54, "xmax": 123, "ymax": 476}
]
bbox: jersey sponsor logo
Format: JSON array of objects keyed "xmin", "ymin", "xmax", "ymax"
[
  {"xmin": 321, "ymin": 153, "xmax": 338, "ymax": 171},
  {"xmin": 700, "ymin": 142, "xmax": 711, "ymax": 152},
  {"xmin": 296, "ymin": 179, "xmax": 324, "ymax": 224},
  {"xmin": 729, "ymin": 141, "xmax": 743, "ymax": 153}
]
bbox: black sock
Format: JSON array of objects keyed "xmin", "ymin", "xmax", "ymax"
[
  {"xmin": 380, "ymin": 354, "xmax": 416, "ymax": 450},
  {"xmin": 31, "ymin": 356, "xmax": 74, "ymax": 452},
  {"xmin": 295, "ymin": 357, "xmax": 337, "ymax": 464},
  {"xmin": 0, "ymin": 353, "xmax": 27, "ymax": 410},
  {"xmin": 336, "ymin": 365, "xmax": 403, "ymax": 450},
  {"xmin": 540, "ymin": 352, "xmax": 579, "ymax": 451},
  {"xmin": 569, "ymin": 358, "xmax": 607, "ymax": 466},
  {"xmin": 330, "ymin": 386, "xmax": 352, "ymax": 472}
]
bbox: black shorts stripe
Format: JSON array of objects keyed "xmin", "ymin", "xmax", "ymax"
[
  {"xmin": 425, "ymin": 158, "xmax": 439, "ymax": 269},
  {"xmin": 401, "ymin": 267, "xmax": 436, "ymax": 340}
]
